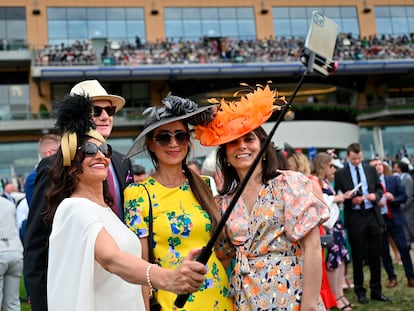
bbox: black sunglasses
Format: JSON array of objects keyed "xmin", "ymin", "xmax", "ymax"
[
  {"xmin": 153, "ymin": 130, "xmax": 190, "ymax": 147},
  {"xmin": 93, "ymin": 106, "xmax": 116, "ymax": 117},
  {"xmin": 79, "ymin": 142, "xmax": 112, "ymax": 158}
]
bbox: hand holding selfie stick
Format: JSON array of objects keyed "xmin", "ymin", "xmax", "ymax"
[
  {"xmin": 174, "ymin": 59, "xmax": 320, "ymax": 307},
  {"xmin": 176, "ymin": 13, "xmax": 338, "ymax": 308}
]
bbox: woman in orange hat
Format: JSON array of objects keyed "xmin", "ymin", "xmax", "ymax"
[{"xmin": 194, "ymin": 84, "xmax": 329, "ymax": 310}]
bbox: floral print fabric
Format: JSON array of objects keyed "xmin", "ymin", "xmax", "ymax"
[
  {"xmin": 124, "ymin": 176, "xmax": 232, "ymax": 311},
  {"xmin": 216, "ymin": 170, "xmax": 329, "ymax": 311}
]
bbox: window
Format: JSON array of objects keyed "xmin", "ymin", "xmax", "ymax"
[
  {"xmin": 0, "ymin": 7, "xmax": 27, "ymax": 49},
  {"xmin": 272, "ymin": 6, "xmax": 359, "ymax": 39},
  {"xmin": 0, "ymin": 84, "xmax": 29, "ymax": 120},
  {"xmin": 47, "ymin": 7, "xmax": 146, "ymax": 46},
  {"xmin": 164, "ymin": 7, "xmax": 256, "ymax": 41},
  {"xmin": 375, "ymin": 6, "xmax": 414, "ymax": 36}
]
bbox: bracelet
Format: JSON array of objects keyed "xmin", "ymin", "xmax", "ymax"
[{"xmin": 146, "ymin": 264, "xmax": 156, "ymax": 293}]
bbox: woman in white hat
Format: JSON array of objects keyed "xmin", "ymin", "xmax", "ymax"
[{"xmin": 124, "ymin": 94, "xmax": 233, "ymax": 310}]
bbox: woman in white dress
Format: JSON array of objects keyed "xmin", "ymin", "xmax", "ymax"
[{"xmin": 43, "ymin": 94, "xmax": 207, "ymax": 311}]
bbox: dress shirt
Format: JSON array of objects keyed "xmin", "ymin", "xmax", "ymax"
[{"xmin": 350, "ymin": 164, "xmax": 373, "ymax": 210}]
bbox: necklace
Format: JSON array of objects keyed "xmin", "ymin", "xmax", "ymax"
[{"xmin": 152, "ymin": 172, "xmax": 186, "ymax": 188}]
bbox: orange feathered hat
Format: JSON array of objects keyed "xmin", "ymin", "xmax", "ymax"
[{"xmin": 194, "ymin": 83, "xmax": 287, "ymax": 146}]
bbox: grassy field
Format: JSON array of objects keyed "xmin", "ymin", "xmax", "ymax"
[
  {"xmin": 19, "ymin": 258, "xmax": 414, "ymax": 311},
  {"xmin": 341, "ymin": 262, "xmax": 414, "ymax": 311}
]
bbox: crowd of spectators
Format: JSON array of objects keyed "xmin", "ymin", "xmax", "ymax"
[{"xmin": 34, "ymin": 33, "xmax": 414, "ymax": 67}]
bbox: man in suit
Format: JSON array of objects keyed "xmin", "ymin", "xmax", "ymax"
[
  {"xmin": 334, "ymin": 143, "xmax": 389, "ymax": 304},
  {"xmin": 23, "ymin": 80, "xmax": 133, "ymax": 311},
  {"xmin": 395, "ymin": 161, "xmax": 414, "ymax": 244},
  {"xmin": 369, "ymin": 158, "xmax": 414, "ymax": 288},
  {"xmin": 1, "ymin": 182, "xmax": 16, "ymax": 204}
]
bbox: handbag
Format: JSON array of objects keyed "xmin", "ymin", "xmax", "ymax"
[
  {"xmin": 320, "ymin": 234, "xmax": 334, "ymax": 249},
  {"xmin": 141, "ymin": 185, "xmax": 162, "ymax": 311}
]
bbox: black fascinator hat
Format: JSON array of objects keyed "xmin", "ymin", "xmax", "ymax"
[
  {"xmin": 55, "ymin": 94, "xmax": 106, "ymax": 166},
  {"xmin": 126, "ymin": 93, "xmax": 215, "ymax": 158}
]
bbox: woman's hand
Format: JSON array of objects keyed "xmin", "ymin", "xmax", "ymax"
[
  {"xmin": 343, "ymin": 190, "xmax": 354, "ymax": 200},
  {"xmin": 162, "ymin": 249, "xmax": 207, "ymax": 294}
]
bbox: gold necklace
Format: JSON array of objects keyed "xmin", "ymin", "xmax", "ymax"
[{"xmin": 152, "ymin": 172, "xmax": 186, "ymax": 188}]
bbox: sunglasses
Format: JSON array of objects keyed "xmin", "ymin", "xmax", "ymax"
[
  {"xmin": 79, "ymin": 142, "xmax": 112, "ymax": 158},
  {"xmin": 93, "ymin": 106, "xmax": 116, "ymax": 117},
  {"xmin": 152, "ymin": 130, "xmax": 190, "ymax": 147}
]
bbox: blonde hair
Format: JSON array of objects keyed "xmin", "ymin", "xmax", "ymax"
[
  {"xmin": 289, "ymin": 153, "xmax": 311, "ymax": 175},
  {"xmin": 311, "ymin": 152, "xmax": 332, "ymax": 184},
  {"xmin": 38, "ymin": 134, "xmax": 61, "ymax": 159}
]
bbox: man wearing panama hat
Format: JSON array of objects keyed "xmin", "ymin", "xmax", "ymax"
[{"xmin": 23, "ymin": 80, "xmax": 132, "ymax": 311}]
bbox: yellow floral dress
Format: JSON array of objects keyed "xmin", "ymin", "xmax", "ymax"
[
  {"xmin": 124, "ymin": 176, "xmax": 232, "ymax": 311},
  {"xmin": 216, "ymin": 170, "xmax": 329, "ymax": 311}
]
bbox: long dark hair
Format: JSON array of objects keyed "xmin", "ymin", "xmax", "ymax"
[
  {"xmin": 145, "ymin": 121, "xmax": 224, "ymax": 243},
  {"xmin": 42, "ymin": 136, "xmax": 113, "ymax": 225},
  {"xmin": 217, "ymin": 126, "xmax": 280, "ymax": 195}
]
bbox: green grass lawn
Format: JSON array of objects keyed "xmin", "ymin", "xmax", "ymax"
[
  {"xmin": 340, "ymin": 262, "xmax": 414, "ymax": 311},
  {"xmin": 19, "ymin": 258, "xmax": 414, "ymax": 311}
]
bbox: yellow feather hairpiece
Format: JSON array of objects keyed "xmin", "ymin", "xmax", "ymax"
[{"xmin": 61, "ymin": 129, "xmax": 105, "ymax": 167}]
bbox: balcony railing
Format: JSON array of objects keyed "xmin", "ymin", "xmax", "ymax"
[{"xmin": 0, "ymin": 39, "xmax": 29, "ymax": 51}]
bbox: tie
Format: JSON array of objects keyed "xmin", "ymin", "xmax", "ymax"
[
  {"xmin": 381, "ymin": 182, "xmax": 393, "ymax": 219},
  {"xmin": 107, "ymin": 168, "xmax": 122, "ymax": 220},
  {"xmin": 355, "ymin": 166, "xmax": 365, "ymax": 210}
]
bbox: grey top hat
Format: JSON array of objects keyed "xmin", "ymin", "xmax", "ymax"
[{"xmin": 126, "ymin": 93, "xmax": 214, "ymax": 158}]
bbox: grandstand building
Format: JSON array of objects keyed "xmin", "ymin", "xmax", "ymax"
[{"xmin": 1, "ymin": 0, "xmax": 414, "ymax": 179}]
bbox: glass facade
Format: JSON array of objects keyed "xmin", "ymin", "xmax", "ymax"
[
  {"xmin": 272, "ymin": 6, "xmax": 359, "ymax": 38},
  {"xmin": 0, "ymin": 84, "xmax": 30, "ymax": 120},
  {"xmin": 0, "ymin": 7, "xmax": 27, "ymax": 50},
  {"xmin": 375, "ymin": 6, "xmax": 414, "ymax": 36},
  {"xmin": 360, "ymin": 125, "xmax": 414, "ymax": 160},
  {"xmin": 164, "ymin": 7, "xmax": 256, "ymax": 40},
  {"xmin": 47, "ymin": 7, "xmax": 146, "ymax": 46}
]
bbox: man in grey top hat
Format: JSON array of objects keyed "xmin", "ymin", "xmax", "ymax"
[{"xmin": 23, "ymin": 80, "xmax": 133, "ymax": 311}]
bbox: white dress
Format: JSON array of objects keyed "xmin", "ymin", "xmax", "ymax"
[{"xmin": 47, "ymin": 198, "xmax": 145, "ymax": 311}]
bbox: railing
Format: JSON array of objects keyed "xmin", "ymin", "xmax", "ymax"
[
  {"xmin": 31, "ymin": 34, "xmax": 414, "ymax": 67},
  {"xmin": 0, "ymin": 39, "xmax": 29, "ymax": 51},
  {"xmin": 1, "ymin": 98, "xmax": 413, "ymax": 122}
]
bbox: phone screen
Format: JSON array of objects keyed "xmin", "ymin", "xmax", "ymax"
[{"xmin": 302, "ymin": 11, "xmax": 338, "ymax": 76}]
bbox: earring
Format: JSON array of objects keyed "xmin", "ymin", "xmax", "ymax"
[
  {"xmin": 224, "ymin": 158, "xmax": 231, "ymax": 167},
  {"xmin": 263, "ymin": 155, "xmax": 266, "ymax": 161}
]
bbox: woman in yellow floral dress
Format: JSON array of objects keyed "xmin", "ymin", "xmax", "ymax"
[
  {"xmin": 194, "ymin": 84, "xmax": 329, "ymax": 311},
  {"xmin": 124, "ymin": 94, "xmax": 232, "ymax": 311}
]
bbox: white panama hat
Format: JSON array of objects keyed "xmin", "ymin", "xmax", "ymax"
[
  {"xmin": 70, "ymin": 79, "xmax": 125, "ymax": 112},
  {"xmin": 332, "ymin": 158, "xmax": 344, "ymax": 169}
]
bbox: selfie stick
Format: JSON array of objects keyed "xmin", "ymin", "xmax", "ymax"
[{"xmin": 175, "ymin": 51, "xmax": 322, "ymax": 308}]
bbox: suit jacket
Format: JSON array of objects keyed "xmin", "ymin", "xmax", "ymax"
[
  {"xmin": 23, "ymin": 150, "xmax": 132, "ymax": 311},
  {"xmin": 400, "ymin": 173, "xmax": 414, "ymax": 212},
  {"xmin": 384, "ymin": 174, "xmax": 407, "ymax": 227},
  {"xmin": 334, "ymin": 162, "xmax": 385, "ymax": 228}
]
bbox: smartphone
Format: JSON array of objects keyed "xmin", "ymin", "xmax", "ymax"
[{"xmin": 301, "ymin": 11, "xmax": 338, "ymax": 76}]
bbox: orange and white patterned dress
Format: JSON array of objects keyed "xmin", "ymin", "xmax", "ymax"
[{"xmin": 216, "ymin": 170, "xmax": 329, "ymax": 311}]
